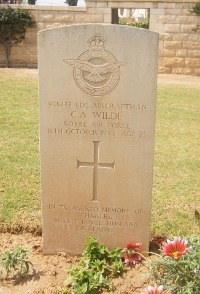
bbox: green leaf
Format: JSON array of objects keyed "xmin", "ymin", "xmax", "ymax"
[{"xmin": 63, "ymin": 237, "xmax": 125, "ymax": 293}]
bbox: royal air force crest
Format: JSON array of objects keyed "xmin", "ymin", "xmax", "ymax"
[{"xmin": 63, "ymin": 34, "xmax": 126, "ymax": 96}]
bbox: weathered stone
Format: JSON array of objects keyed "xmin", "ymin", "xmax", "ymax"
[
  {"xmin": 176, "ymin": 49, "xmax": 188, "ymax": 57},
  {"xmin": 55, "ymin": 14, "xmax": 75, "ymax": 22},
  {"xmin": 30, "ymin": 54, "xmax": 38, "ymax": 63},
  {"xmin": 87, "ymin": 7, "xmax": 97, "ymax": 14},
  {"xmin": 46, "ymin": 23, "xmax": 62, "ymax": 29},
  {"xmin": 183, "ymin": 42, "xmax": 200, "ymax": 49},
  {"xmin": 104, "ymin": 14, "xmax": 112, "ymax": 23},
  {"xmin": 158, "ymin": 15, "xmax": 176, "ymax": 23},
  {"xmin": 27, "ymin": 63, "xmax": 37, "ymax": 69},
  {"xmin": 31, "ymin": 12, "xmax": 39, "ymax": 21},
  {"xmin": 164, "ymin": 41, "xmax": 183, "ymax": 49},
  {"xmin": 188, "ymin": 50, "xmax": 200, "ymax": 58},
  {"xmin": 158, "ymin": 66, "xmax": 172, "ymax": 74},
  {"xmin": 158, "ymin": 3, "xmax": 176, "ymax": 9},
  {"xmin": 176, "ymin": 3, "xmax": 195, "ymax": 9},
  {"xmin": 97, "ymin": 2, "xmax": 108, "ymax": 8},
  {"xmin": 152, "ymin": 2, "xmax": 158, "ymax": 8},
  {"xmin": 150, "ymin": 8, "xmax": 164, "ymax": 15},
  {"xmin": 181, "ymin": 24, "xmax": 196, "ymax": 33},
  {"xmin": 173, "ymin": 33, "xmax": 189, "ymax": 41},
  {"xmin": 161, "ymin": 33, "xmax": 173, "ymax": 41},
  {"xmin": 164, "ymin": 24, "xmax": 181, "ymax": 33},
  {"xmin": 85, "ymin": 1, "xmax": 97, "ymax": 8},
  {"xmin": 75, "ymin": 14, "xmax": 93, "ymax": 22},
  {"xmin": 39, "ymin": 14, "xmax": 55, "ymax": 22},
  {"xmin": 38, "ymin": 24, "xmax": 158, "ymax": 255},
  {"xmin": 165, "ymin": 8, "xmax": 181, "ymax": 15},
  {"xmin": 177, "ymin": 15, "xmax": 199, "ymax": 24},
  {"xmin": 172, "ymin": 67, "xmax": 193, "ymax": 75},
  {"xmin": 185, "ymin": 58, "xmax": 200, "ymax": 67},
  {"xmin": 96, "ymin": 7, "xmax": 111, "ymax": 14},
  {"xmin": 194, "ymin": 68, "xmax": 200, "ymax": 76},
  {"xmin": 108, "ymin": 2, "xmax": 154, "ymax": 9},
  {"xmin": 163, "ymin": 57, "xmax": 184, "ymax": 67},
  {"xmin": 159, "ymin": 48, "xmax": 176, "ymax": 57},
  {"xmin": 182, "ymin": 9, "xmax": 194, "ymax": 16},
  {"xmin": 91, "ymin": 14, "xmax": 104, "ymax": 22},
  {"xmin": 174, "ymin": 33, "xmax": 199, "ymax": 42},
  {"xmin": 188, "ymin": 34, "xmax": 200, "ymax": 41},
  {"xmin": 149, "ymin": 16, "xmax": 164, "ymax": 33},
  {"xmin": 38, "ymin": 22, "xmax": 46, "ymax": 31},
  {"xmin": 28, "ymin": 47, "xmax": 37, "ymax": 55}
]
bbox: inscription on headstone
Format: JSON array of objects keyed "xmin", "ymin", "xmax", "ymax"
[{"xmin": 38, "ymin": 24, "xmax": 158, "ymax": 254}]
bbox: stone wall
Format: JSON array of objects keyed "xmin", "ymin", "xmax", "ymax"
[
  {"xmin": 149, "ymin": 1, "xmax": 200, "ymax": 75},
  {"xmin": 0, "ymin": 1, "xmax": 199, "ymax": 75}
]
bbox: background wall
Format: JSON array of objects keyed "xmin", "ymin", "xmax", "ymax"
[{"xmin": 0, "ymin": 1, "xmax": 199, "ymax": 75}]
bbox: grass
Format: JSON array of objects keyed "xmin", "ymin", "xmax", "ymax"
[
  {"xmin": 152, "ymin": 84, "xmax": 200, "ymax": 236},
  {"xmin": 0, "ymin": 69, "xmax": 40, "ymax": 233},
  {"xmin": 0, "ymin": 69, "xmax": 199, "ymax": 236}
]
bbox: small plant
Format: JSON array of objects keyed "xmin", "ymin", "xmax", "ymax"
[
  {"xmin": 120, "ymin": 19, "xmax": 149, "ymax": 29},
  {"xmin": 0, "ymin": 245, "xmax": 33, "ymax": 278},
  {"xmin": 193, "ymin": 23, "xmax": 200, "ymax": 33},
  {"xmin": 122, "ymin": 242, "xmax": 143, "ymax": 266},
  {"xmin": 0, "ymin": 6, "xmax": 36, "ymax": 67},
  {"xmin": 146, "ymin": 236, "xmax": 200, "ymax": 294},
  {"xmin": 192, "ymin": 1, "xmax": 200, "ymax": 15},
  {"xmin": 63, "ymin": 237, "xmax": 124, "ymax": 293}
]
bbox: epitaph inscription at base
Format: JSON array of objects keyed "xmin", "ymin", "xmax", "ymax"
[{"xmin": 38, "ymin": 24, "xmax": 158, "ymax": 255}]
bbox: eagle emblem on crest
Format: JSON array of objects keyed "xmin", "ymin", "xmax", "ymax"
[{"xmin": 63, "ymin": 34, "xmax": 126, "ymax": 96}]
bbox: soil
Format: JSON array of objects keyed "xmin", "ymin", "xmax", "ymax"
[
  {"xmin": 0, "ymin": 233, "xmax": 148, "ymax": 294},
  {"xmin": 0, "ymin": 68, "xmax": 199, "ymax": 293}
]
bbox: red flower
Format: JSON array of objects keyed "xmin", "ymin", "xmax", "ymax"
[
  {"xmin": 144, "ymin": 285, "xmax": 170, "ymax": 294},
  {"xmin": 123, "ymin": 242, "xmax": 142, "ymax": 266},
  {"xmin": 126, "ymin": 242, "xmax": 142, "ymax": 251},
  {"xmin": 161, "ymin": 237, "xmax": 189, "ymax": 259}
]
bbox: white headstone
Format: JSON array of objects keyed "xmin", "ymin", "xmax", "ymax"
[{"xmin": 38, "ymin": 24, "xmax": 158, "ymax": 255}]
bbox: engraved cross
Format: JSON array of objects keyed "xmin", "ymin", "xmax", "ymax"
[{"xmin": 77, "ymin": 141, "xmax": 115, "ymax": 202}]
